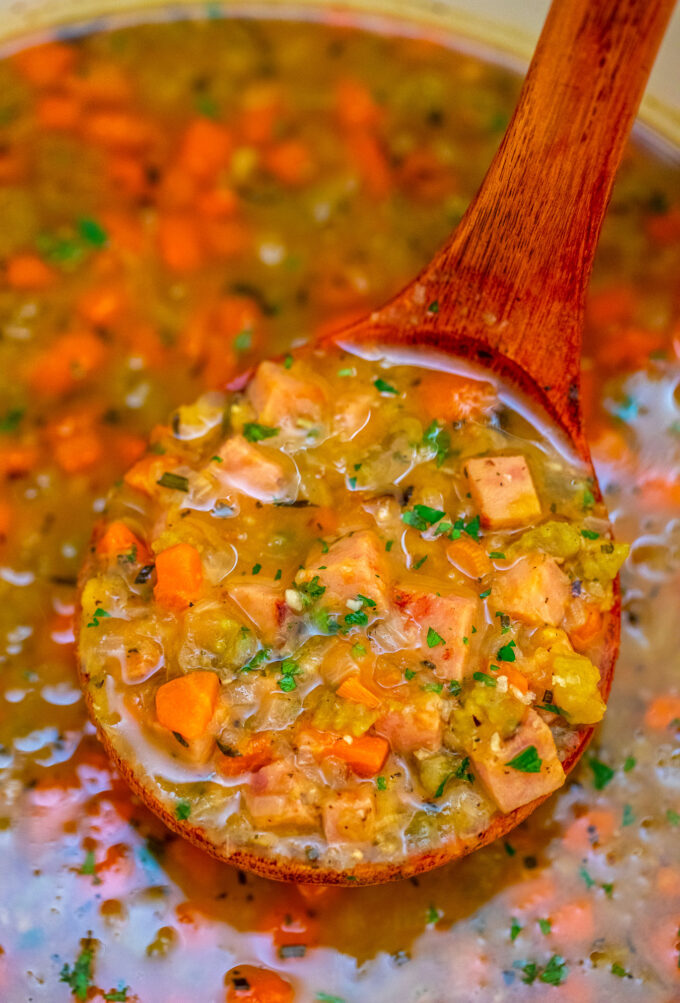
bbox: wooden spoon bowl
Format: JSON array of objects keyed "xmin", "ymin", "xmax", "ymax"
[{"xmin": 77, "ymin": 0, "xmax": 675, "ymax": 884}]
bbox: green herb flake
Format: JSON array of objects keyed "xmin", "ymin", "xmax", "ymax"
[
  {"xmin": 506, "ymin": 745, "xmax": 542, "ymax": 773},
  {"xmin": 376, "ymin": 776, "xmax": 387, "ymax": 791},
  {"xmin": 666, "ymin": 809, "xmax": 680, "ymax": 826},
  {"xmin": 427, "ymin": 300, "xmax": 439, "ymax": 314},
  {"xmin": 385, "ymin": 539, "xmax": 394, "ymax": 552},
  {"xmin": 241, "ymin": 647, "xmax": 271, "ymax": 673},
  {"xmin": 210, "ymin": 455, "xmax": 223, "ymax": 463},
  {"xmin": 535, "ymin": 702, "xmax": 569, "ymax": 717},
  {"xmin": 589, "ymin": 756, "xmax": 615, "ymax": 790},
  {"xmin": 540, "ymin": 955, "xmax": 568, "ymax": 986},
  {"xmin": 623, "ymin": 755, "xmax": 636, "ymax": 772},
  {"xmin": 448, "ymin": 680, "xmax": 461, "ymax": 696},
  {"xmin": 422, "ymin": 682, "xmax": 443, "ymax": 694},
  {"xmin": 426, "ymin": 904, "xmax": 440, "ymax": 923},
  {"xmin": 80, "ymin": 850, "xmax": 97, "ymax": 876},
  {"xmin": 488, "ymin": 551, "xmax": 505, "ymax": 559},
  {"xmin": 404, "ymin": 668, "xmax": 416, "ymax": 681},
  {"xmin": 423, "ymin": 420, "xmax": 451, "ymax": 467},
  {"xmin": 510, "ymin": 918, "xmax": 522, "ymax": 942},
  {"xmin": 274, "ymin": 568, "xmax": 282, "ymax": 581},
  {"xmin": 103, "ymin": 990, "xmax": 129, "ymax": 1002},
  {"xmin": 464, "ymin": 514, "xmax": 481, "ymax": 541},
  {"xmin": 337, "ymin": 367, "xmax": 353, "ymax": 377},
  {"xmin": 583, "ymin": 488, "xmax": 595, "ymax": 509},
  {"xmin": 283, "ymin": 354, "xmax": 294, "ymax": 369},
  {"xmin": 251, "ymin": 563, "xmax": 262, "ymax": 575},
  {"xmin": 78, "ymin": 217, "xmax": 108, "ymax": 247},
  {"xmin": 315, "ymin": 993, "xmax": 346, "ymax": 1003},
  {"xmin": 344, "ymin": 610, "xmax": 369, "ymax": 628},
  {"xmin": 413, "ymin": 555, "xmax": 428, "ymax": 570},
  {"xmin": 352, "ymin": 643, "xmax": 367, "ymax": 658},
  {"xmin": 426, "ymin": 627, "xmax": 445, "ymax": 648},
  {"xmin": 433, "ymin": 773, "xmax": 452, "ymax": 799},
  {"xmin": 455, "ymin": 756, "xmax": 474, "ymax": 783},
  {"xmin": 581, "ymin": 528, "xmax": 600, "ymax": 540},
  {"xmin": 157, "ymin": 471, "xmax": 189, "ymax": 492},
  {"xmin": 60, "ymin": 946, "xmax": 94, "ymax": 1001},
  {"xmin": 473, "ymin": 671, "xmax": 497, "ymax": 688},
  {"xmin": 538, "ymin": 918, "xmax": 551, "ymax": 935},
  {"xmin": 601, "ymin": 882, "xmax": 614, "ymax": 897},
  {"xmin": 479, "ymin": 588, "xmax": 492, "ymax": 599},
  {"xmin": 175, "ymin": 800, "xmax": 191, "ymax": 821},
  {"xmin": 86, "ymin": 607, "xmax": 111, "ymax": 629},
  {"xmin": 403, "ymin": 503, "xmax": 445, "ymax": 531},
  {"xmin": 497, "ymin": 640, "xmax": 516, "ymax": 662},
  {"xmin": 622, "ymin": 803, "xmax": 635, "ymax": 827},
  {"xmin": 0, "ymin": 407, "xmax": 24, "ymax": 433},
  {"xmin": 243, "ymin": 421, "xmax": 279, "ymax": 443},
  {"xmin": 296, "ymin": 575, "xmax": 326, "ymax": 607},
  {"xmin": 579, "ymin": 866, "xmax": 596, "ymax": 889},
  {"xmin": 504, "ymin": 841, "xmax": 516, "ymax": 857},
  {"xmin": 374, "ymin": 377, "xmax": 399, "ymax": 395},
  {"xmin": 233, "ymin": 329, "xmax": 252, "ymax": 352}
]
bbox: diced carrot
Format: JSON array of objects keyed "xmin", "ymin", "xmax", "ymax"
[
  {"xmin": 336, "ymin": 77, "xmax": 382, "ymax": 129},
  {"xmin": 225, "ymin": 965, "xmax": 294, "ymax": 1003},
  {"xmin": 497, "ymin": 663, "xmax": 530, "ymax": 695},
  {"xmin": 123, "ymin": 454, "xmax": 182, "ymax": 497},
  {"xmin": 562, "ymin": 808, "xmax": 616, "ymax": 854},
  {"xmin": 346, "ymin": 130, "xmax": 391, "ymax": 199},
  {"xmin": 27, "ymin": 331, "xmax": 106, "ymax": 396},
  {"xmin": 154, "ymin": 543, "xmax": 204, "ymax": 611},
  {"xmin": 197, "ymin": 186, "xmax": 239, "ymax": 218},
  {"xmin": 36, "ymin": 93, "xmax": 81, "ymax": 130},
  {"xmin": 264, "ymin": 139, "xmax": 314, "ymax": 186},
  {"xmin": 178, "ymin": 118, "xmax": 233, "ymax": 179},
  {"xmin": 418, "ymin": 371, "xmax": 498, "ymax": 423},
  {"xmin": 83, "ymin": 111, "xmax": 151, "ymax": 151},
  {"xmin": 155, "ymin": 671, "xmax": 219, "ymax": 741},
  {"xmin": 204, "ymin": 218, "xmax": 251, "ymax": 260},
  {"xmin": 329, "ymin": 733, "xmax": 389, "ymax": 778},
  {"xmin": 0, "ymin": 443, "xmax": 39, "ymax": 479},
  {"xmin": 549, "ymin": 899, "xmax": 596, "ymax": 944},
  {"xmin": 13, "ymin": 42, "xmax": 77, "ymax": 86},
  {"xmin": 217, "ymin": 732, "xmax": 274, "ymax": 777},
  {"xmin": 157, "ymin": 213, "xmax": 204, "ymax": 272},
  {"xmin": 96, "ymin": 521, "xmax": 150, "ymax": 565},
  {"xmin": 644, "ymin": 694, "xmax": 680, "ymax": 731},
  {"xmin": 53, "ymin": 430, "xmax": 103, "ymax": 473},
  {"xmin": 107, "ymin": 154, "xmax": 148, "ymax": 199},
  {"xmin": 77, "ymin": 283, "xmax": 127, "ymax": 327},
  {"xmin": 446, "ymin": 537, "xmax": 492, "ymax": 579},
  {"xmin": 569, "ymin": 606, "xmax": 603, "ymax": 651},
  {"xmin": 337, "ymin": 676, "xmax": 382, "ymax": 709},
  {"xmin": 6, "ymin": 254, "xmax": 56, "ymax": 290},
  {"xmin": 238, "ymin": 82, "xmax": 284, "ymax": 145},
  {"xmin": 0, "ymin": 501, "xmax": 10, "ymax": 541}
]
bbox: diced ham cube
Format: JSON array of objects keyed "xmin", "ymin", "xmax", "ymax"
[
  {"xmin": 394, "ymin": 588, "xmax": 479, "ymax": 680},
  {"xmin": 301, "ymin": 530, "xmax": 390, "ymax": 608},
  {"xmin": 322, "ymin": 786, "xmax": 376, "ymax": 843},
  {"xmin": 217, "ymin": 434, "xmax": 298, "ymax": 503},
  {"xmin": 228, "ymin": 579, "xmax": 289, "ymax": 647},
  {"xmin": 248, "ymin": 360, "xmax": 327, "ymax": 432},
  {"xmin": 468, "ymin": 709, "xmax": 565, "ymax": 813},
  {"xmin": 465, "ymin": 455, "xmax": 541, "ymax": 529},
  {"xmin": 493, "ymin": 553, "xmax": 570, "ymax": 627},
  {"xmin": 376, "ymin": 693, "xmax": 443, "ymax": 753},
  {"xmin": 242, "ymin": 761, "xmax": 319, "ymax": 830}
]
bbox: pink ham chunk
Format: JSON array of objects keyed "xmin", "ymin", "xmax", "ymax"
[
  {"xmin": 228, "ymin": 578, "xmax": 289, "ymax": 647},
  {"xmin": 217, "ymin": 434, "xmax": 297, "ymax": 503},
  {"xmin": 465, "ymin": 455, "xmax": 541, "ymax": 529},
  {"xmin": 301, "ymin": 530, "xmax": 390, "ymax": 609},
  {"xmin": 242, "ymin": 761, "xmax": 319, "ymax": 830},
  {"xmin": 376, "ymin": 693, "xmax": 443, "ymax": 753},
  {"xmin": 248, "ymin": 360, "xmax": 327, "ymax": 432},
  {"xmin": 493, "ymin": 553, "xmax": 570, "ymax": 627},
  {"xmin": 395, "ymin": 588, "xmax": 479, "ymax": 681},
  {"xmin": 322, "ymin": 786, "xmax": 376, "ymax": 843},
  {"xmin": 468, "ymin": 709, "xmax": 565, "ymax": 813}
]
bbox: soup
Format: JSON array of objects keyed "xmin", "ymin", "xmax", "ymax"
[{"xmin": 0, "ymin": 12, "xmax": 678, "ymax": 1002}]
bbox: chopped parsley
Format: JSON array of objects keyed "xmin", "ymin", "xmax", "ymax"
[
  {"xmin": 233, "ymin": 329, "xmax": 252, "ymax": 352},
  {"xmin": 473, "ymin": 671, "xmax": 497, "ymax": 687},
  {"xmin": 666, "ymin": 809, "xmax": 680, "ymax": 826},
  {"xmin": 579, "ymin": 866, "xmax": 596, "ymax": 889},
  {"xmin": 448, "ymin": 680, "xmax": 461, "ymax": 696},
  {"xmin": 295, "ymin": 575, "xmax": 326, "ymax": 607},
  {"xmin": 455, "ymin": 756, "xmax": 474, "ymax": 783},
  {"xmin": 352, "ymin": 643, "xmax": 367, "ymax": 658},
  {"xmin": 463, "ymin": 514, "xmax": 481, "ymax": 541},
  {"xmin": 540, "ymin": 955, "xmax": 568, "ymax": 986},
  {"xmin": 337, "ymin": 367, "xmax": 353, "ymax": 377},
  {"xmin": 588, "ymin": 756, "xmax": 615, "ymax": 790},
  {"xmin": 376, "ymin": 776, "xmax": 387, "ymax": 791},
  {"xmin": 103, "ymin": 991, "xmax": 129, "ymax": 1002},
  {"xmin": 385, "ymin": 539, "xmax": 394, "ymax": 552},
  {"xmin": 175, "ymin": 800, "xmax": 191, "ymax": 821},
  {"xmin": 426, "ymin": 904, "xmax": 440, "ymax": 923},
  {"xmin": 622, "ymin": 803, "xmax": 635, "ymax": 827},
  {"xmin": 0, "ymin": 407, "xmax": 24, "ymax": 433},
  {"xmin": 510, "ymin": 918, "xmax": 522, "ymax": 942},
  {"xmin": 535, "ymin": 702, "xmax": 569, "ymax": 717},
  {"xmin": 413, "ymin": 555, "xmax": 428, "ymax": 570},
  {"xmin": 251, "ymin": 563, "xmax": 262, "ymax": 575},
  {"xmin": 274, "ymin": 568, "xmax": 282, "ymax": 581},
  {"xmin": 423, "ymin": 420, "xmax": 450, "ymax": 467},
  {"xmin": 86, "ymin": 607, "xmax": 110, "ymax": 628},
  {"xmin": 402, "ymin": 503, "xmax": 445, "ymax": 531},
  {"xmin": 581, "ymin": 528, "xmax": 600, "ymax": 540},
  {"xmin": 344, "ymin": 609, "xmax": 368, "ymax": 628},
  {"xmin": 479, "ymin": 588, "xmax": 491, "ymax": 599},
  {"xmin": 283, "ymin": 354, "xmax": 293, "ymax": 369},
  {"xmin": 623, "ymin": 755, "xmax": 636, "ymax": 772},
  {"xmin": 582, "ymin": 487, "xmax": 595, "ymax": 509},
  {"xmin": 497, "ymin": 640, "xmax": 516, "ymax": 662},
  {"xmin": 80, "ymin": 850, "xmax": 97, "ymax": 878},
  {"xmin": 427, "ymin": 300, "xmax": 439, "ymax": 314},
  {"xmin": 506, "ymin": 745, "xmax": 542, "ymax": 773},
  {"xmin": 60, "ymin": 945, "xmax": 95, "ymax": 1001},
  {"xmin": 434, "ymin": 773, "xmax": 452, "ymax": 798},
  {"xmin": 240, "ymin": 647, "xmax": 271, "ymax": 673},
  {"xmin": 242, "ymin": 421, "xmax": 279, "ymax": 442},
  {"xmin": 404, "ymin": 668, "xmax": 416, "ymax": 681},
  {"xmin": 78, "ymin": 217, "xmax": 108, "ymax": 247},
  {"xmin": 611, "ymin": 963, "xmax": 630, "ymax": 978},
  {"xmin": 374, "ymin": 377, "xmax": 399, "ymax": 395},
  {"xmin": 422, "ymin": 682, "xmax": 443, "ymax": 694},
  {"xmin": 426, "ymin": 627, "xmax": 445, "ymax": 648},
  {"xmin": 315, "ymin": 993, "xmax": 346, "ymax": 1003},
  {"xmin": 156, "ymin": 471, "xmax": 189, "ymax": 492},
  {"xmin": 538, "ymin": 918, "xmax": 551, "ymax": 935},
  {"xmin": 278, "ymin": 658, "xmax": 300, "ymax": 692},
  {"xmin": 488, "ymin": 551, "xmax": 505, "ymax": 559}
]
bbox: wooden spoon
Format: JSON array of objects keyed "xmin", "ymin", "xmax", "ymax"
[{"xmin": 79, "ymin": 0, "xmax": 676, "ymax": 884}]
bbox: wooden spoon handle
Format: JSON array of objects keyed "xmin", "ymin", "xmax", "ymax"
[{"xmin": 371, "ymin": 0, "xmax": 675, "ymax": 443}]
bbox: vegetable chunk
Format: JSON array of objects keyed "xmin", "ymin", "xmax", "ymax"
[
  {"xmin": 465, "ymin": 455, "xmax": 541, "ymax": 528},
  {"xmin": 243, "ymin": 761, "xmax": 318, "ymax": 830},
  {"xmin": 217, "ymin": 434, "xmax": 297, "ymax": 503},
  {"xmin": 155, "ymin": 670, "xmax": 219, "ymax": 741},
  {"xmin": 323, "ymin": 786, "xmax": 376, "ymax": 842},
  {"xmin": 229, "ymin": 579, "xmax": 289, "ymax": 646},
  {"xmin": 154, "ymin": 543, "xmax": 204, "ymax": 610},
  {"xmin": 469, "ymin": 709, "xmax": 565, "ymax": 813},
  {"xmin": 492, "ymin": 553, "xmax": 570, "ymax": 627},
  {"xmin": 395, "ymin": 588, "xmax": 479, "ymax": 680}
]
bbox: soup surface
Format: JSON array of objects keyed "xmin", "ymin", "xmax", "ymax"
[
  {"xmin": 78, "ymin": 346, "xmax": 623, "ymax": 878},
  {"xmin": 0, "ymin": 12, "xmax": 679, "ymax": 1002}
]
